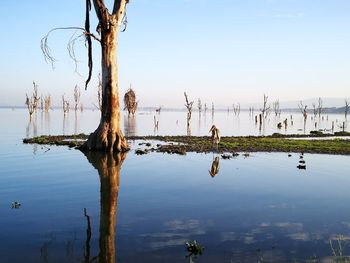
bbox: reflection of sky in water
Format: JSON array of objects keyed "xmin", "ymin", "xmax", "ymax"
[
  {"xmin": 0, "ymin": 109, "xmax": 350, "ymax": 262},
  {"xmin": 115, "ymin": 152, "xmax": 350, "ymax": 262}
]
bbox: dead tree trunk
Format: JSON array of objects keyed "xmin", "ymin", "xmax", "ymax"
[
  {"xmin": 74, "ymin": 85, "xmax": 81, "ymax": 112},
  {"xmin": 83, "ymin": 0, "xmax": 129, "ymax": 152},
  {"xmin": 184, "ymin": 92, "xmax": 194, "ymax": 135},
  {"xmin": 345, "ymin": 99, "xmax": 349, "ymax": 119},
  {"xmin": 123, "ymin": 87, "xmax": 138, "ymax": 116}
]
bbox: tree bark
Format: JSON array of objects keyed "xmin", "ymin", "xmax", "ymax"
[{"xmin": 82, "ymin": 1, "xmax": 129, "ymax": 152}]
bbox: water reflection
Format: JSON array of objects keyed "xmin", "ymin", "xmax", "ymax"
[
  {"xmin": 209, "ymin": 156, "xmax": 220, "ymax": 178},
  {"xmin": 26, "ymin": 115, "xmax": 38, "ymax": 154},
  {"xmin": 124, "ymin": 115, "xmax": 136, "ymax": 137},
  {"xmin": 84, "ymin": 151, "xmax": 126, "ymax": 263}
]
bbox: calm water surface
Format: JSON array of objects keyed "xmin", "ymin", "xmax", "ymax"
[{"xmin": 0, "ymin": 109, "xmax": 350, "ymax": 262}]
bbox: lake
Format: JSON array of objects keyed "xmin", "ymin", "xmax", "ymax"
[{"xmin": 0, "ymin": 108, "xmax": 350, "ymax": 262}]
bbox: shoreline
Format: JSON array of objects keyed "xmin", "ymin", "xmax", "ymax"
[{"xmin": 22, "ymin": 132, "xmax": 350, "ymax": 155}]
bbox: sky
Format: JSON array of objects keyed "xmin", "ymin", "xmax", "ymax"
[{"xmin": 0, "ymin": 0, "xmax": 349, "ymax": 108}]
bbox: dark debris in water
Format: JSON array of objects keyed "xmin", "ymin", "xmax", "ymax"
[{"xmin": 11, "ymin": 201, "xmax": 21, "ymax": 209}]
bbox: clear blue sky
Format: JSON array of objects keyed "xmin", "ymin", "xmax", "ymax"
[{"xmin": 0, "ymin": 0, "xmax": 349, "ymax": 107}]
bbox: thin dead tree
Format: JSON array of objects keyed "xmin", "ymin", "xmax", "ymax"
[
  {"xmin": 93, "ymin": 73, "xmax": 103, "ymax": 111},
  {"xmin": 25, "ymin": 94, "xmax": 35, "ymax": 118},
  {"xmin": 312, "ymin": 103, "xmax": 318, "ymax": 118},
  {"xmin": 123, "ymin": 86, "xmax": 138, "ymax": 116},
  {"xmin": 44, "ymin": 95, "xmax": 51, "ymax": 112},
  {"xmin": 260, "ymin": 94, "xmax": 271, "ymax": 119},
  {"xmin": 40, "ymin": 96, "xmax": 44, "ymax": 111},
  {"xmin": 184, "ymin": 92, "xmax": 194, "ymax": 134},
  {"xmin": 204, "ymin": 103, "xmax": 208, "ymax": 113},
  {"xmin": 345, "ymin": 99, "xmax": 349, "ymax": 119},
  {"xmin": 233, "ymin": 103, "xmax": 240, "ymax": 116},
  {"xmin": 41, "ymin": 0, "xmax": 130, "ymax": 152},
  {"xmin": 273, "ymin": 100, "xmax": 281, "ymax": 117},
  {"xmin": 197, "ymin": 98, "xmax": 202, "ymax": 115},
  {"xmin": 62, "ymin": 95, "xmax": 70, "ymax": 115},
  {"xmin": 32, "ymin": 81, "xmax": 40, "ymax": 112},
  {"xmin": 317, "ymin": 97, "xmax": 323, "ymax": 118},
  {"xmin": 298, "ymin": 101, "xmax": 308, "ymax": 121},
  {"xmin": 25, "ymin": 81, "xmax": 41, "ymax": 118},
  {"xmin": 73, "ymin": 85, "xmax": 81, "ymax": 112}
]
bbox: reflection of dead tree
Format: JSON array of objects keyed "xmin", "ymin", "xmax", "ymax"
[
  {"xmin": 83, "ymin": 151, "xmax": 126, "ymax": 263},
  {"xmin": 197, "ymin": 98, "xmax": 202, "ymax": 115},
  {"xmin": 273, "ymin": 100, "xmax": 281, "ymax": 117},
  {"xmin": 209, "ymin": 156, "xmax": 220, "ymax": 178},
  {"xmin": 298, "ymin": 101, "xmax": 308, "ymax": 121},
  {"xmin": 345, "ymin": 99, "xmax": 349, "ymax": 119},
  {"xmin": 233, "ymin": 103, "xmax": 240, "ymax": 116},
  {"xmin": 83, "ymin": 208, "xmax": 92, "ymax": 262},
  {"xmin": 62, "ymin": 95, "xmax": 70, "ymax": 114},
  {"xmin": 184, "ymin": 92, "xmax": 194, "ymax": 131},
  {"xmin": 44, "ymin": 95, "xmax": 51, "ymax": 112},
  {"xmin": 123, "ymin": 87, "xmax": 138, "ymax": 116},
  {"xmin": 73, "ymin": 85, "xmax": 80, "ymax": 112},
  {"xmin": 80, "ymin": 103, "xmax": 84, "ymax": 112},
  {"xmin": 317, "ymin": 97, "xmax": 323, "ymax": 118},
  {"xmin": 260, "ymin": 94, "xmax": 270, "ymax": 119}
]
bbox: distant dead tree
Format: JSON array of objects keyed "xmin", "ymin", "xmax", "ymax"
[
  {"xmin": 273, "ymin": 100, "xmax": 281, "ymax": 117},
  {"xmin": 211, "ymin": 102, "xmax": 215, "ymax": 115},
  {"xmin": 62, "ymin": 95, "xmax": 70, "ymax": 115},
  {"xmin": 80, "ymin": 103, "xmax": 84, "ymax": 112},
  {"xmin": 155, "ymin": 106, "xmax": 162, "ymax": 113},
  {"xmin": 25, "ymin": 94, "xmax": 35, "ymax": 118},
  {"xmin": 317, "ymin": 97, "xmax": 323, "ymax": 118},
  {"xmin": 40, "ymin": 95, "xmax": 44, "ymax": 111},
  {"xmin": 25, "ymin": 81, "xmax": 41, "ymax": 118},
  {"xmin": 93, "ymin": 73, "xmax": 102, "ymax": 111},
  {"xmin": 44, "ymin": 95, "xmax": 51, "ymax": 112},
  {"xmin": 204, "ymin": 103, "xmax": 208, "ymax": 113},
  {"xmin": 197, "ymin": 98, "xmax": 202, "ymax": 114},
  {"xmin": 184, "ymin": 92, "xmax": 194, "ymax": 131},
  {"xmin": 345, "ymin": 99, "xmax": 349, "ymax": 118},
  {"xmin": 249, "ymin": 107, "xmax": 254, "ymax": 116},
  {"xmin": 260, "ymin": 94, "xmax": 271, "ymax": 119},
  {"xmin": 123, "ymin": 87, "xmax": 138, "ymax": 116},
  {"xmin": 312, "ymin": 103, "xmax": 318, "ymax": 117},
  {"xmin": 298, "ymin": 101, "xmax": 307, "ymax": 121},
  {"xmin": 73, "ymin": 85, "xmax": 81, "ymax": 112},
  {"xmin": 232, "ymin": 103, "xmax": 241, "ymax": 116}
]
